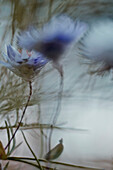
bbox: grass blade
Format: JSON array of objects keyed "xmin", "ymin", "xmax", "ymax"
[
  {"xmin": 5, "ymin": 121, "xmax": 10, "ymax": 156},
  {"xmin": 7, "ymin": 118, "xmax": 16, "ymax": 155},
  {"xmin": 4, "ymin": 162, "xmax": 9, "ymax": 170},
  {"xmin": 21, "ymin": 131, "xmax": 43, "ymax": 170}
]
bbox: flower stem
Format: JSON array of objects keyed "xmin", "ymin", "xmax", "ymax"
[
  {"xmin": 48, "ymin": 70, "xmax": 63, "ymax": 153},
  {"xmin": 5, "ymin": 81, "xmax": 32, "ymax": 150}
]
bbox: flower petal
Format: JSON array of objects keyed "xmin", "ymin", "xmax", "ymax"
[
  {"xmin": 7, "ymin": 45, "xmax": 21, "ymax": 62},
  {"xmin": 79, "ymin": 19, "xmax": 113, "ymax": 65},
  {"xmin": 17, "ymin": 15, "xmax": 88, "ymax": 57},
  {"xmin": 27, "ymin": 52, "xmax": 48, "ymax": 67},
  {"xmin": 42, "ymin": 15, "xmax": 88, "ymax": 43},
  {"xmin": 73, "ymin": 20, "xmax": 88, "ymax": 43},
  {"xmin": 21, "ymin": 49, "xmax": 29, "ymax": 60},
  {"xmin": 2, "ymin": 44, "xmax": 48, "ymax": 81},
  {"xmin": 0, "ymin": 60, "xmax": 12, "ymax": 69},
  {"xmin": 17, "ymin": 28, "xmax": 39, "ymax": 51}
]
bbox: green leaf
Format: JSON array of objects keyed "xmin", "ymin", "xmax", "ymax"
[{"xmin": 7, "ymin": 118, "xmax": 16, "ymax": 155}]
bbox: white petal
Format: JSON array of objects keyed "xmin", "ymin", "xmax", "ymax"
[
  {"xmin": 73, "ymin": 20, "xmax": 88, "ymax": 42},
  {"xmin": 42, "ymin": 15, "xmax": 74, "ymax": 37},
  {"xmin": 7, "ymin": 45, "xmax": 21, "ymax": 62},
  {"xmin": 0, "ymin": 60, "xmax": 12, "ymax": 69},
  {"xmin": 21, "ymin": 49, "xmax": 29, "ymax": 60},
  {"xmin": 17, "ymin": 28, "xmax": 39, "ymax": 50},
  {"xmin": 42, "ymin": 15, "xmax": 88, "ymax": 43},
  {"xmin": 2, "ymin": 52, "xmax": 10, "ymax": 62}
]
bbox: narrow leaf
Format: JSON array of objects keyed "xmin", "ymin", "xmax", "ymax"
[{"xmin": 21, "ymin": 131, "xmax": 43, "ymax": 170}]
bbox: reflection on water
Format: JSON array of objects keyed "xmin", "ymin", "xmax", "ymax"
[{"xmin": 0, "ymin": 0, "xmax": 113, "ymax": 169}]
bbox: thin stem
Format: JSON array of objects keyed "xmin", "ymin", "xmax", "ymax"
[
  {"xmin": 21, "ymin": 131, "xmax": 43, "ymax": 170},
  {"xmin": 48, "ymin": 69, "xmax": 64, "ymax": 152},
  {"xmin": 38, "ymin": 104, "xmax": 45, "ymax": 158},
  {"xmin": 48, "ymin": 0, "xmax": 53, "ymax": 19},
  {"xmin": 5, "ymin": 81, "xmax": 32, "ymax": 150},
  {"xmin": 8, "ymin": 157, "xmax": 40, "ymax": 169},
  {"xmin": 7, "ymin": 157, "xmax": 54, "ymax": 170},
  {"xmin": 7, "ymin": 157, "xmax": 104, "ymax": 170},
  {"xmin": 15, "ymin": 108, "xmax": 19, "ymax": 126},
  {"xmin": 0, "ymin": 124, "xmax": 87, "ymax": 131}
]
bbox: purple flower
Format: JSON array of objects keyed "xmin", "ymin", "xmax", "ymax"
[
  {"xmin": 17, "ymin": 15, "xmax": 88, "ymax": 63},
  {"xmin": 0, "ymin": 45, "xmax": 48, "ymax": 81},
  {"xmin": 79, "ymin": 19, "xmax": 113, "ymax": 75}
]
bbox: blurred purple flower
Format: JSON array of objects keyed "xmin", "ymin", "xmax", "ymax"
[
  {"xmin": 0, "ymin": 45, "xmax": 48, "ymax": 81},
  {"xmin": 17, "ymin": 15, "xmax": 88, "ymax": 75},
  {"xmin": 79, "ymin": 19, "xmax": 113, "ymax": 75}
]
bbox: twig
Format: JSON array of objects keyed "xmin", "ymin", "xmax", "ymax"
[
  {"xmin": 7, "ymin": 157, "xmax": 104, "ymax": 170},
  {"xmin": 0, "ymin": 123, "xmax": 88, "ymax": 131}
]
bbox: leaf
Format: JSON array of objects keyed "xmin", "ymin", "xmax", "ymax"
[
  {"xmin": 11, "ymin": 142, "xmax": 23, "ymax": 153},
  {"xmin": 45, "ymin": 138, "xmax": 64, "ymax": 161},
  {"xmin": 4, "ymin": 162, "xmax": 9, "ymax": 170},
  {"xmin": 0, "ymin": 141, "xmax": 7, "ymax": 160},
  {"xmin": 7, "ymin": 118, "xmax": 16, "ymax": 155}
]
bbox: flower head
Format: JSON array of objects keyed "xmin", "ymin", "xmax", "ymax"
[
  {"xmin": 79, "ymin": 19, "xmax": 113, "ymax": 75},
  {"xmin": 0, "ymin": 45, "xmax": 48, "ymax": 81},
  {"xmin": 17, "ymin": 15, "xmax": 88, "ymax": 63}
]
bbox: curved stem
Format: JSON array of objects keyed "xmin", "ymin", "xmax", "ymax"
[
  {"xmin": 48, "ymin": 69, "xmax": 64, "ymax": 152},
  {"xmin": 5, "ymin": 81, "xmax": 32, "ymax": 150}
]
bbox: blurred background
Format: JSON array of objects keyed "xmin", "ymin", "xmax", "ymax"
[{"xmin": 0, "ymin": 0, "xmax": 113, "ymax": 169}]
